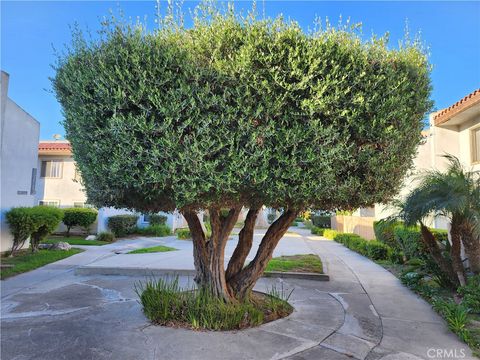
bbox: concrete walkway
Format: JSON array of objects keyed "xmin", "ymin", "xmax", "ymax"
[{"xmin": 1, "ymin": 229, "xmax": 475, "ymax": 360}]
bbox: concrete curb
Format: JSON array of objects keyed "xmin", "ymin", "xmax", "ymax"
[{"xmin": 75, "ymin": 267, "xmax": 329, "ymax": 281}]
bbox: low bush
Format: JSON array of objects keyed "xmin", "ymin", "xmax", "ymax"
[
  {"xmin": 96, "ymin": 232, "xmax": 115, "ymax": 242},
  {"xmin": 311, "ymin": 215, "xmax": 331, "ymax": 228},
  {"xmin": 291, "ymin": 221, "xmax": 299, "ymax": 227},
  {"xmin": 303, "ymin": 220, "xmax": 313, "ymax": 229},
  {"xmin": 135, "ymin": 277, "xmax": 292, "ymax": 330},
  {"xmin": 310, "ymin": 226, "xmax": 325, "ymax": 235},
  {"xmin": 458, "ymin": 275, "xmax": 480, "ymax": 313},
  {"xmin": 6, "ymin": 206, "xmax": 64, "ymax": 255},
  {"xmin": 63, "ymin": 208, "xmax": 97, "ymax": 236},
  {"xmin": 333, "ymin": 233, "xmax": 391, "ymax": 261},
  {"xmin": 29, "ymin": 206, "xmax": 64, "ymax": 252},
  {"xmin": 373, "ymin": 220, "xmax": 402, "ymax": 250},
  {"xmin": 393, "ymin": 225, "xmax": 423, "ymax": 260},
  {"xmin": 294, "ymin": 217, "xmax": 303, "ymax": 222},
  {"xmin": 365, "ymin": 240, "xmax": 390, "ymax": 260},
  {"xmin": 176, "ymin": 228, "xmax": 191, "ymax": 239},
  {"xmin": 135, "ymin": 224, "xmax": 171, "ymax": 237},
  {"xmin": 6, "ymin": 207, "xmax": 42, "ymax": 255},
  {"xmin": 323, "ymin": 229, "xmax": 339, "ymax": 240},
  {"xmin": 149, "ymin": 214, "xmax": 168, "ymax": 226},
  {"xmin": 107, "ymin": 215, "xmax": 139, "ymax": 237}
]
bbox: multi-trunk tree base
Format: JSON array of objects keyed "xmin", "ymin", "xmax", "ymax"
[{"xmin": 183, "ymin": 207, "xmax": 298, "ymax": 302}]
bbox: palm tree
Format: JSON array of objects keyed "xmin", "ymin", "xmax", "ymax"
[{"xmin": 399, "ymin": 155, "xmax": 480, "ymax": 285}]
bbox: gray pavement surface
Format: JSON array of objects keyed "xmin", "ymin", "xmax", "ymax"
[{"xmin": 1, "ymin": 228, "xmax": 475, "ymax": 360}]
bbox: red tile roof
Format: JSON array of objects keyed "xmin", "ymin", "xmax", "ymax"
[
  {"xmin": 38, "ymin": 142, "xmax": 72, "ymax": 152},
  {"xmin": 434, "ymin": 89, "xmax": 480, "ymax": 126}
]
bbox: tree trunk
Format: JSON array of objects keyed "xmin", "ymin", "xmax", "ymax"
[
  {"xmin": 228, "ymin": 209, "xmax": 299, "ymax": 300},
  {"xmin": 459, "ymin": 223, "xmax": 480, "ymax": 274},
  {"xmin": 225, "ymin": 207, "xmax": 260, "ymax": 281},
  {"xmin": 420, "ymin": 223, "xmax": 459, "ymax": 288},
  {"xmin": 183, "ymin": 207, "xmax": 241, "ymax": 302},
  {"xmin": 450, "ymin": 217, "xmax": 467, "ymax": 286}
]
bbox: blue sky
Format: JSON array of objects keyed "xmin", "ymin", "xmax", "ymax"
[{"xmin": 1, "ymin": 1, "xmax": 479, "ymax": 139}]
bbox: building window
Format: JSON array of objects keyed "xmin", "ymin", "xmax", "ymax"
[
  {"xmin": 473, "ymin": 127, "xmax": 480, "ymax": 164},
  {"xmin": 41, "ymin": 160, "xmax": 63, "ymax": 178},
  {"xmin": 30, "ymin": 168, "xmax": 37, "ymax": 195},
  {"xmin": 39, "ymin": 200, "xmax": 60, "ymax": 207},
  {"xmin": 142, "ymin": 214, "xmax": 150, "ymax": 223},
  {"xmin": 74, "ymin": 202, "xmax": 85, "ymax": 208}
]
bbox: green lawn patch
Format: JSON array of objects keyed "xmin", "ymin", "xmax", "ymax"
[
  {"xmin": 42, "ymin": 236, "xmax": 109, "ymax": 246},
  {"xmin": 266, "ymin": 254, "xmax": 323, "ymax": 274},
  {"xmin": 1, "ymin": 249, "xmax": 83, "ymax": 279},
  {"xmin": 128, "ymin": 245, "xmax": 177, "ymax": 254}
]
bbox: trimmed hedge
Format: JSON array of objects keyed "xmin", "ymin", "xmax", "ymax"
[
  {"xmin": 311, "ymin": 215, "xmax": 331, "ymax": 228},
  {"xmin": 149, "ymin": 214, "xmax": 168, "ymax": 226},
  {"xmin": 134, "ymin": 224, "xmax": 171, "ymax": 237},
  {"xmin": 63, "ymin": 208, "xmax": 97, "ymax": 236},
  {"xmin": 323, "ymin": 229, "xmax": 339, "ymax": 240},
  {"xmin": 311, "ymin": 226, "xmax": 326, "ymax": 235},
  {"xmin": 333, "ymin": 232, "xmax": 392, "ymax": 261},
  {"xmin": 108, "ymin": 215, "xmax": 139, "ymax": 237},
  {"xmin": 96, "ymin": 232, "xmax": 115, "ymax": 242}
]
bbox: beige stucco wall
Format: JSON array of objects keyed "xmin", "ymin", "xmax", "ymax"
[
  {"xmin": 35, "ymin": 154, "xmax": 87, "ymax": 207},
  {"xmin": 1, "ymin": 71, "xmax": 40, "ymax": 252}
]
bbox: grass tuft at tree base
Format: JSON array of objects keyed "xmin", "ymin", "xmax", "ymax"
[
  {"xmin": 135, "ymin": 277, "xmax": 293, "ymax": 331},
  {"xmin": 1, "ymin": 249, "xmax": 83, "ymax": 279},
  {"xmin": 128, "ymin": 245, "xmax": 177, "ymax": 254},
  {"xmin": 265, "ymin": 254, "xmax": 323, "ymax": 274}
]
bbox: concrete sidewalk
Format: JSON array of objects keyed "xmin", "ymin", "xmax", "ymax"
[{"xmin": 1, "ymin": 228, "xmax": 475, "ymax": 360}]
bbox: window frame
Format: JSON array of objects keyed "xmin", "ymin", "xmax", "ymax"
[
  {"xmin": 38, "ymin": 200, "xmax": 60, "ymax": 207},
  {"xmin": 40, "ymin": 159, "xmax": 64, "ymax": 179},
  {"xmin": 471, "ymin": 125, "xmax": 480, "ymax": 165}
]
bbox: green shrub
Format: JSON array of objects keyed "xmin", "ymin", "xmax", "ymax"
[
  {"xmin": 96, "ymin": 232, "xmax": 115, "ymax": 242},
  {"xmin": 373, "ymin": 220, "xmax": 402, "ymax": 249},
  {"xmin": 6, "ymin": 207, "xmax": 41, "ymax": 255},
  {"xmin": 107, "ymin": 215, "xmax": 139, "ymax": 237},
  {"xmin": 333, "ymin": 233, "xmax": 360, "ymax": 245},
  {"xmin": 393, "ymin": 225, "xmax": 423, "ymax": 260},
  {"xmin": 149, "ymin": 214, "xmax": 168, "ymax": 226},
  {"xmin": 311, "ymin": 215, "xmax": 331, "ymax": 228},
  {"xmin": 63, "ymin": 208, "xmax": 97, "ymax": 236},
  {"xmin": 310, "ymin": 226, "xmax": 325, "ymax": 236},
  {"xmin": 431, "ymin": 229, "xmax": 449, "ymax": 245},
  {"xmin": 294, "ymin": 217, "xmax": 303, "ymax": 222},
  {"xmin": 291, "ymin": 221, "xmax": 299, "ymax": 227},
  {"xmin": 135, "ymin": 224, "xmax": 171, "ymax": 237},
  {"xmin": 29, "ymin": 206, "xmax": 64, "ymax": 252},
  {"xmin": 176, "ymin": 228, "xmax": 191, "ymax": 239},
  {"xmin": 323, "ymin": 229, "xmax": 339, "ymax": 240},
  {"xmin": 458, "ymin": 275, "xmax": 480, "ymax": 313},
  {"xmin": 303, "ymin": 220, "xmax": 313, "ymax": 229},
  {"xmin": 365, "ymin": 240, "xmax": 390, "ymax": 260}
]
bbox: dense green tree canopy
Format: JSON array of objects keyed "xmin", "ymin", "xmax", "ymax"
[{"xmin": 53, "ymin": 8, "xmax": 432, "ymax": 213}]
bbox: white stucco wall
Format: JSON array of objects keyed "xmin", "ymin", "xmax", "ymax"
[
  {"xmin": 0, "ymin": 71, "xmax": 40, "ymax": 252},
  {"xmin": 458, "ymin": 116, "xmax": 480, "ymax": 172}
]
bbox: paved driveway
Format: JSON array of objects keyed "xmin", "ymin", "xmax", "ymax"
[{"xmin": 1, "ymin": 229, "xmax": 474, "ymax": 360}]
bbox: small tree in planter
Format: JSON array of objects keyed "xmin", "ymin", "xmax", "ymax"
[
  {"xmin": 62, "ymin": 208, "xmax": 97, "ymax": 236},
  {"xmin": 53, "ymin": 4, "xmax": 432, "ymax": 302}
]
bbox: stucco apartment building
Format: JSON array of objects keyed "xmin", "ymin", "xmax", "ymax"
[
  {"xmin": 0, "ymin": 71, "xmax": 40, "ymax": 252},
  {"xmin": 334, "ymin": 89, "xmax": 480, "ymax": 239}
]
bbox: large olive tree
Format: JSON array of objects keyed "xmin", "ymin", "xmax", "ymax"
[{"xmin": 53, "ymin": 7, "xmax": 432, "ymax": 301}]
